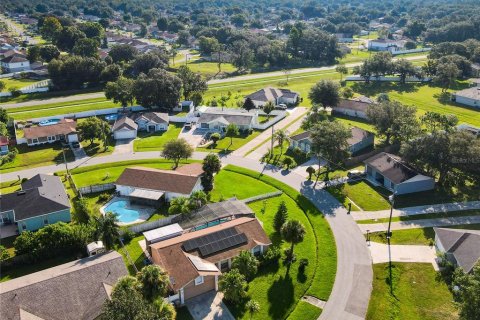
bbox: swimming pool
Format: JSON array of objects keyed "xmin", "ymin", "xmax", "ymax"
[
  {"xmin": 103, "ymin": 199, "xmax": 141, "ymax": 223},
  {"xmin": 105, "ymin": 114, "xmax": 119, "ymax": 121},
  {"xmin": 39, "ymin": 119, "xmax": 60, "ymax": 126}
]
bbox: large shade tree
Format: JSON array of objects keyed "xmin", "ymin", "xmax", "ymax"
[
  {"xmin": 134, "ymin": 68, "xmax": 182, "ymax": 110},
  {"xmin": 161, "ymin": 138, "xmax": 193, "ymax": 168},
  {"xmin": 308, "ymin": 80, "xmax": 340, "ymax": 108}
]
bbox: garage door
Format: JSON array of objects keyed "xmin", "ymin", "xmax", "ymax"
[{"xmin": 114, "ymin": 129, "xmax": 136, "ymax": 140}]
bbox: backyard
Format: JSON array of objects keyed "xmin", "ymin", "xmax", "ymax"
[
  {"xmin": 367, "ymin": 263, "xmax": 458, "ymax": 320},
  {"xmin": 133, "ymin": 123, "xmax": 183, "ymax": 152}
]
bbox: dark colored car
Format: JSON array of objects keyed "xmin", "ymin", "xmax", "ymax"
[{"xmin": 71, "ymin": 142, "xmax": 80, "ymax": 148}]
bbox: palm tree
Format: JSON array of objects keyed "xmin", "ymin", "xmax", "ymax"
[
  {"xmin": 262, "ymin": 101, "xmax": 275, "ymax": 120},
  {"xmin": 225, "ymin": 123, "xmax": 239, "ymax": 149},
  {"xmin": 168, "ymin": 197, "xmax": 191, "ymax": 218},
  {"xmin": 246, "ymin": 299, "xmax": 260, "ymax": 320},
  {"xmin": 95, "ymin": 212, "xmax": 120, "ymax": 250},
  {"xmin": 137, "ymin": 265, "xmax": 170, "ymax": 302},
  {"xmin": 281, "ymin": 220, "xmax": 306, "ymax": 262},
  {"xmin": 152, "ymin": 299, "xmax": 176, "ymax": 320},
  {"xmin": 274, "ymin": 129, "xmax": 289, "ymax": 156},
  {"xmin": 189, "ymin": 190, "xmax": 208, "ymax": 210}
]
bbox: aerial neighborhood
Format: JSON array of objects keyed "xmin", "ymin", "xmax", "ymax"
[{"xmin": 1, "ymin": 1, "xmax": 480, "ymax": 320}]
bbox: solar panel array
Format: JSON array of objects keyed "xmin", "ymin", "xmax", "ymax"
[
  {"xmin": 199, "ymin": 233, "xmax": 248, "ymax": 257},
  {"xmin": 182, "ymin": 227, "xmax": 248, "ymax": 257}
]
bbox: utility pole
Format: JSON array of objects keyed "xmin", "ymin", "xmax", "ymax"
[
  {"xmin": 62, "ymin": 145, "xmax": 69, "ymax": 176},
  {"xmin": 270, "ymin": 124, "xmax": 274, "ymax": 156}
]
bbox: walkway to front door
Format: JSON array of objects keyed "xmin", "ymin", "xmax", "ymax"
[{"xmin": 185, "ymin": 291, "xmax": 235, "ymax": 320}]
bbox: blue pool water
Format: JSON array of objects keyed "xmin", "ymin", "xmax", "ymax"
[
  {"xmin": 39, "ymin": 119, "xmax": 60, "ymax": 126},
  {"xmin": 103, "ymin": 200, "xmax": 140, "ymax": 223},
  {"xmin": 105, "ymin": 114, "xmax": 119, "ymax": 121}
]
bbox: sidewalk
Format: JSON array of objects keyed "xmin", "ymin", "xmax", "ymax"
[
  {"xmin": 352, "ymin": 201, "xmax": 480, "ymax": 221},
  {"xmin": 232, "ymin": 107, "xmax": 307, "ymax": 158},
  {"xmin": 358, "ymin": 215, "xmax": 480, "ymax": 233},
  {"xmin": 367, "ymin": 242, "xmax": 439, "ymax": 270}
]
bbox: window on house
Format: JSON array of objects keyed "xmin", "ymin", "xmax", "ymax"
[
  {"xmin": 22, "ymin": 223, "xmax": 27, "ymax": 230},
  {"xmin": 194, "ymin": 276, "xmax": 204, "ymax": 286},
  {"xmin": 252, "ymin": 246, "xmax": 262, "ymax": 257},
  {"xmin": 220, "ymin": 260, "xmax": 229, "ymax": 271},
  {"xmin": 44, "ymin": 217, "xmax": 49, "ymax": 225}
]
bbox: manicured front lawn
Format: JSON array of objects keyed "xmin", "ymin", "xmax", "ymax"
[
  {"xmin": 0, "ymin": 143, "xmax": 74, "ymax": 173},
  {"xmin": 287, "ymin": 301, "xmax": 322, "ymax": 320},
  {"xmin": 196, "ymin": 130, "xmax": 262, "ymax": 154},
  {"xmin": 367, "ymin": 263, "xmax": 458, "ymax": 320},
  {"xmin": 222, "ymin": 166, "xmax": 337, "ymax": 317},
  {"xmin": 262, "ymin": 141, "xmax": 309, "ymax": 168},
  {"xmin": 368, "ymin": 224, "xmax": 480, "ymax": 246},
  {"xmin": 327, "ymin": 180, "xmax": 391, "ymax": 211},
  {"xmin": 133, "ymin": 124, "xmax": 183, "ymax": 152}
]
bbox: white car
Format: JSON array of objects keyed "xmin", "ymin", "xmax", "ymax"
[
  {"xmin": 347, "ymin": 170, "xmax": 366, "ymax": 179},
  {"xmin": 276, "ymin": 103, "xmax": 288, "ymax": 110}
]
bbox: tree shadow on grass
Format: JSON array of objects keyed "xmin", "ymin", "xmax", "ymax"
[
  {"xmin": 350, "ymin": 82, "xmax": 419, "ymax": 97},
  {"xmin": 267, "ymin": 274, "xmax": 294, "ymax": 319}
]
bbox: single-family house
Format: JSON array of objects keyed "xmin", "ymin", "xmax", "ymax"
[
  {"xmin": 0, "ymin": 251, "xmax": 128, "ymax": 320},
  {"xmin": 150, "ymin": 217, "xmax": 271, "ymax": 304},
  {"xmin": 23, "ymin": 119, "xmax": 78, "ymax": 146},
  {"xmin": 245, "ymin": 87, "xmax": 299, "ymax": 108},
  {"xmin": 332, "ymin": 98, "xmax": 373, "ymax": 120},
  {"xmin": 0, "ymin": 174, "xmax": 71, "ymax": 233},
  {"xmin": 452, "ymin": 87, "xmax": 480, "ymax": 109},
  {"xmin": 112, "ymin": 116, "xmax": 138, "ymax": 140},
  {"xmin": 364, "ymin": 152, "xmax": 435, "ymax": 195},
  {"xmin": 115, "ymin": 163, "xmax": 204, "ymax": 203},
  {"xmin": 0, "ymin": 135, "xmax": 9, "ymax": 155},
  {"xmin": 457, "ymin": 124, "xmax": 480, "ymax": 137},
  {"xmin": 367, "ymin": 39, "xmax": 405, "ymax": 52},
  {"xmin": 131, "ymin": 112, "xmax": 169, "ymax": 132},
  {"xmin": 335, "ymin": 33, "xmax": 354, "ymax": 43},
  {"xmin": 289, "ymin": 127, "xmax": 374, "ymax": 155},
  {"xmin": 434, "ymin": 228, "xmax": 480, "ymax": 273},
  {"xmin": 197, "ymin": 108, "xmax": 256, "ymax": 132},
  {"xmin": 173, "ymin": 100, "xmax": 195, "ymax": 112},
  {"xmin": 1, "ymin": 54, "xmax": 30, "ymax": 72}
]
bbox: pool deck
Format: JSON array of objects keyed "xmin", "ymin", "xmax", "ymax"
[{"xmin": 100, "ymin": 196, "xmax": 155, "ymax": 226}]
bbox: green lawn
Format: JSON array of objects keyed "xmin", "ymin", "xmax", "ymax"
[
  {"xmin": 0, "ymin": 179, "xmax": 21, "ymax": 194},
  {"xmin": 263, "ymin": 141, "xmax": 309, "ymax": 168},
  {"xmin": 0, "ymin": 143, "xmax": 74, "ymax": 173},
  {"xmin": 221, "ymin": 165, "xmax": 336, "ymax": 320},
  {"xmin": 368, "ymin": 224, "xmax": 480, "ymax": 246},
  {"xmin": 357, "ymin": 210, "xmax": 480, "ymax": 224},
  {"xmin": 367, "ymin": 263, "xmax": 458, "ymax": 320},
  {"xmin": 133, "ymin": 124, "xmax": 183, "ymax": 152},
  {"xmin": 287, "ymin": 301, "xmax": 322, "ymax": 320},
  {"xmin": 0, "ymin": 78, "xmax": 40, "ymax": 92},
  {"xmin": 196, "ymin": 130, "xmax": 262, "ymax": 154},
  {"xmin": 116, "ymin": 235, "xmax": 146, "ymax": 275},
  {"xmin": 327, "ymin": 180, "xmax": 391, "ymax": 211}
]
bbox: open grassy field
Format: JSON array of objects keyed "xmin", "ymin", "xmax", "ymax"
[
  {"xmin": 133, "ymin": 123, "xmax": 183, "ymax": 152},
  {"xmin": 0, "ymin": 143, "xmax": 74, "ymax": 174},
  {"xmin": 0, "ymin": 78, "xmax": 40, "ymax": 92},
  {"xmin": 367, "ymin": 263, "xmax": 458, "ymax": 320}
]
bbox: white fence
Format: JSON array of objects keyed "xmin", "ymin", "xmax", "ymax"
[
  {"xmin": 128, "ymin": 214, "xmax": 180, "ymax": 234},
  {"xmin": 0, "ymin": 86, "xmax": 49, "ymax": 97},
  {"xmin": 242, "ymin": 191, "xmax": 283, "ymax": 203},
  {"xmin": 392, "ymin": 48, "xmax": 431, "ymax": 56},
  {"xmin": 27, "ymin": 106, "xmax": 147, "ymax": 122}
]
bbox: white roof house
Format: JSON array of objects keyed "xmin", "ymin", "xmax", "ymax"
[
  {"xmin": 144, "ymin": 223, "xmax": 184, "ymax": 247},
  {"xmin": 453, "ymin": 87, "xmax": 480, "ymax": 109}
]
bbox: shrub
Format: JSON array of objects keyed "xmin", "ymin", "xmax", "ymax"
[
  {"xmin": 121, "ymin": 229, "xmax": 135, "ymax": 244},
  {"xmin": 299, "ymin": 258, "xmax": 309, "ymax": 273},
  {"xmin": 259, "ymin": 246, "xmax": 281, "ymax": 267},
  {"xmin": 231, "ymin": 251, "xmax": 258, "ymax": 281},
  {"xmin": 283, "ymin": 247, "xmax": 296, "ymax": 263},
  {"xmin": 98, "ymin": 192, "xmax": 110, "ymax": 202}
]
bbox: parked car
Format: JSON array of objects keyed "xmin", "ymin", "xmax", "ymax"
[
  {"xmin": 184, "ymin": 122, "xmax": 193, "ymax": 130},
  {"xmin": 347, "ymin": 170, "xmax": 366, "ymax": 179},
  {"xmin": 276, "ymin": 103, "xmax": 288, "ymax": 110},
  {"xmin": 71, "ymin": 142, "xmax": 80, "ymax": 149}
]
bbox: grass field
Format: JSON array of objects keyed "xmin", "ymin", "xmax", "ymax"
[
  {"xmin": 0, "ymin": 78, "xmax": 40, "ymax": 92},
  {"xmin": 327, "ymin": 180, "xmax": 391, "ymax": 211},
  {"xmin": 0, "ymin": 143, "xmax": 74, "ymax": 173},
  {"xmin": 133, "ymin": 124, "xmax": 183, "ymax": 152},
  {"xmin": 287, "ymin": 301, "xmax": 322, "ymax": 320},
  {"xmin": 367, "ymin": 263, "xmax": 458, "ymax": 320},
  {"xmin": 196, "ymin": 130, "xmax": 262, "ymax": 154}
]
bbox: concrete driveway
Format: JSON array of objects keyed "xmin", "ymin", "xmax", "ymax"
[
  {"xmin": 179, "ymin": 126, "xmax": 207, "ymax": 148},
  {"xmin": 113, "ymin": 139, "xmax": 134, "ymax": 155},
  {"xmin": 185, "ymin": 291, "xmax": 234, "ymax": 320},
  {"xmin": 368, "ymin": 242, "xmax": 439, "ymax": 270}
]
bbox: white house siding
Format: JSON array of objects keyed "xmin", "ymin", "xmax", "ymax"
[
  {"xmin": 454, "ymin": 95, "xmax": 480, "ymax": 109},
  {"xmin": 135, "ymin": 120, "xmax": 168, "ymax": 132},
  {"xmin": 350, "ymin": 134, "xmax": 374, "ymax": 154},
  {"xmin": 394, "ymin": 177, "xmax": 435, "ymax": 195},
  {"xmin": 278, "ymin": 95, "xmax": 298, "ymax": 105},
  {"xmin": 116, "ymin": 178, "xmax": 203, "ymax": 202},
  {"xmin": 1, "ymin": 61, "xmax": 30, "ymax": 72},
  {"xmin": 332, "ymin": 108, "xmax": 368, "ymax": 120}
]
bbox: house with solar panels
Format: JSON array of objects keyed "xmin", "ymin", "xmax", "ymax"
[{"xmin": 149, "ymin": 217, "xmax": 271, "ymax": 304}]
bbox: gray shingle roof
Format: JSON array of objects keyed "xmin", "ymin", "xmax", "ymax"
[
  {"xmin": 197, "ymin": 108, "xmax": 254, "ymax": 126},
  {"xmin": 131, "ymin": 112, "xmax": 169, "ymax": 125},
  {"xmin": 112, "ymin": 116, "xmax": 138, "ymax": 131},
  {"xmin": 245, "ymin": 87, "xmax": 298, "ymax": 102},
  {"xmin": 435, "ymin": 228, "xmax": 480, "ymax": 273},
  {"xmin": 0, "ymin": 174, "xmax": 70, "ymax": 221},
  {"xmin": 0, "ymin": 251, "xmax": 128, "ymax": 320},
  {"xmin": 454, "ymin": 87, "xmax": 480, "ymax": 101},
  {"xmin": 363, "ymin": 152, "xmax": 418, "ymax": 184}
]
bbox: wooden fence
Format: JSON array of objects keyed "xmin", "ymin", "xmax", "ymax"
[{"xmin": 78, "ymin": 183, "xmax": 116, "ymax": 196}]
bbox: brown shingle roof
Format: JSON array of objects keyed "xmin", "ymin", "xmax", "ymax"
[
  {"xmin": 348, "ymin": 127, "xmax": 374, "ymax": 145},
  {"xmin": 151, "ymin": 217, "xmax": 271, "ymax": 291},
  {"xmin": 131, "ymin": 112, "xmax": 169, "ymax": 124},
  {"xmin": 115, "ymin": 165, "xmax": 203, "ymax": 195},
  {"xmin": 23, "ymin": 119, "xmax": 76, "ymax": 140},
  {"xmin": 335, "ymin": 98, "xmax": 371, "ymax": 112}
]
